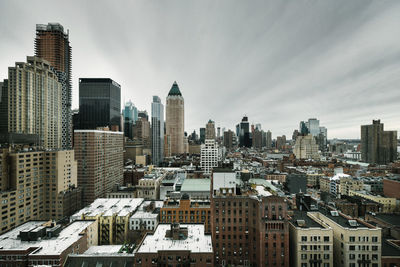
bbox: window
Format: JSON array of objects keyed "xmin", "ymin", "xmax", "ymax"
[
  {"xmin": 301, "ymin": 254, "xmax": 307, "ymax": 260},
  {"xmin": 349, "ymin": 236, "xmax": 355, "ymax": 242},
  {"xmin": 323, "ymin": 254, "xmax": 329, "ymax": 259},
  {"xmin": 372, "ymin": 236, "xmax": 378, "ymax": 242},
  {"xmin": 324, "ymin": 236, "xmax": 329, "ymax": 242},
  {"xmin": 301, "ymin": 236, "xmax": 307, "ymax": 242}
]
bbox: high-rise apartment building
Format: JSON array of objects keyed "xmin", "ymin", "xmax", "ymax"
[
  {"xmin": 166, "ymin": 81, "xmax": 184, "ymax": 155},
  {"xmin": 79, "ymin": 78, "xmax": 121, "ymax": 130},
  {"xmin": 276, "ymin": 135, "xmax": 287, "ymax": 150},
  {"xmin": 294, "ymin": 134, "xmax": 319, "ymax": 160},
  {"xmin": 0, "ymin": 147, "xmax": 81, "ymax": 234},
  {"xmin": 266, "ymin": 130, "xmax": 272, "ymax": 149},
  {"xmin": 0, "ymin": 57, "xmax": 62, "ymax": 149},
  {"xmin": 35, "ymin": 23, "xmax": 72, "ymax": 149},
  {"xmin": 206, "ymin": 120, "xmax": 216, "ymax": 140},
  {"xmin": 361, "ymin": 120, "xmax": 398, "ymax": 164},
  {"xmin": 252, "ymin": 128, "xmax": 263, "ymax": 149},
  {"xmin": 74, "ymin": 128, "xmax": 123, "ymax": 205},
  {"xmin": 211, "ymin": 169, "xmax": 290, "ymax": 266},
  {"xmin": 151, "ymin": 96, "xmax": 164, "ymax": 166},
  {"xmin": 200, "ymin": 139, "xmax": 221, "ymax": 175},
  {"xmin": 133, "ymin": 117, "xmax": 151, "ymax": 148}
]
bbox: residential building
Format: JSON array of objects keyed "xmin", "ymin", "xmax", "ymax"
[
  {"xmin": 361, "ymin": 120, "xmax": 398, "ymax": 164},
  {"xmin": 211, "ymin": 169, "xmax": 290, "ymax": 266},
  {"xmin": 71, "ymin": 198, "xmax": 143, "ymax": 245},
  {"xmin": 309, "ymin": 209, "xmax": 382, "ymax": 267},
  {"xmin": 135, "ymin": 223, "xmax": 213, "ymax": 267},
  {"xmin": 276, "ymin": 135, "xmax": 286, "ymax": 150},
  {"xmin": 205, "ymin": 120, "xmax": 216, "ymax": 140},
  {"xmin": 349, "ymin": 190, "xmax": 397, "ymax": 213},
  {"xmin": 165, "ymin": 81, "xmax": 184, "ymax": 155},
  {"xmin": 160, "ymin": 194, "xmax": 211, "ymax": 233},
  {"xmin": 35, "ymin": 23, "xmax": 72, "ymax": 149},
  {"xmin": 294, "ymin": 134, "xmax": 320, "ymax": 160},
  {"xmin": 151, "ymin": 96, "xmax": 164, "ymax": 166},
  {"xmin": 79, "ymin": 78, "xmax": 121, "ymax": 130},
  {"xmin": 252, "ymin": 129, "xmax": 263, "ymax": 149},
  {"xmin": 136, "ymin": 172, "xmax": 165, "ymax": 200},
  {"xmin": 130, "ymin": 200, "xmax": 163, "ymax": 231},
  {"xmin": 0, "ymin": 220, "xmax": 97, "ymax": 267},
  {"xmin": 74, "ymin": 128, "xmax": 124, "ymax": 205},
  {"xmin": 133, "ymin": 117, "xmax": 151, "ymax": 148},
  {"xmin": 289, "ymin": 211, "xmax": 333, "ymax": 267},
  {"xmin": 1, "ymin": 57, "xmax": 62, "ymax": 149},
  {"xmin": 200, "ymin": 139, "xmax": 221, "ymax": 175},
  {"xmin": 0, "ymin": 147, "xmax": 81, "ymax": 234},
  {"xmin": 266, "ymin": 130, "xmax": 272, "ymax": 149},
  {"xmin": 383, "ymin": 177, "xmax": 400, "ymax": 199}
]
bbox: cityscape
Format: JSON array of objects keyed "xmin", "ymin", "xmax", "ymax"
[{"xmin": 0, "ymin": 1, "xmax": 400, "ymax": 267}]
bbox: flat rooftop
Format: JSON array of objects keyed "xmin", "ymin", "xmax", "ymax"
[
  {"xmin": 374, "ymin": 214, "xmax": 400, "ymax": 227},
  {"xmin": 137, "ymin": 224, "xmax": 212, "ymax": 253},
  {"xmin": 0, "ymin": 221, "xmax": 93, "ymax": 255},
  {"xmin": 71, "ymin": 198, "xmax": 144, "ymax": 219},
  {"xmin": 318, "ymin": 207, "xmax": 375, "ymax": 229},
  {"xmin": 382, "ymin": 238, "xmax": 400, "ymax": 257},
  {"xmin": 180, "ymin": 178, "xmax": 210, "ymax": 192},
  {"xmin": 290, "ymin": 210, "xmax": 327, "ymax": 228}
]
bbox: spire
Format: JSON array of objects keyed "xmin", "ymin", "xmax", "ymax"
[{"xmin": 168, "ymin": 81, "xmax": 182, "ymax": 96}]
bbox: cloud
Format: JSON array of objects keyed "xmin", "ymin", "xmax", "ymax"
[{"xmin": 0, "ymin": 0, "xmax": 399, "ymax": 139}]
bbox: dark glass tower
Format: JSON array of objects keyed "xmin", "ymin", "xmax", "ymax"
[{"xmin": 79, "ymin": 78, "xmax": 121, "ymax": 130}]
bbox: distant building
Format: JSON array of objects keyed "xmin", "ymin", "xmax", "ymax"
[
  {"xmin": 223, "ymin": 130, "xmax": 233, "ymax": 149},
  {"xmin": 238, "ymin": 116, "xmax": 251, "ymax": 147},
  {"xmin": 200, "ymin": 139, "xmax": 221, "ymax": 175},
  {"xmin": 151, "ymin": 96, "xmax": 164, "ymax": 166},
  {"xmin": 205, "ymin": 120, "xmax": 216, "ymax": 140},
  {"xmin": 135, "ymin": 223, "xmax": 213, "ymax": 267},
  {"xmin": 74, "ymin": 128, "xmax": 123, "ymax": 205},
  {"xmin": 266, "ymin": 130, "xmax": 272, "ymax": 149},
  {"xmin": 199, "ymin": 127, "xmax": 206, "ymax": 144},
  {"xmin": 166, "ymin": 81, "xmax": 184, "ymax": 155},
  {"xmin": 79, "ymin": 78, "xmax": 121, "ymax": 130},
  {"xmin": 294, "ymin": 134, "xmax": 319, "ymax": 160},
  {"xmin": 383, "ymin": 177, "xmax": 400, "ymax": 199},
  {"xmin": 133, "ymin": 117, "xmax": 151, "ymax": 148},
  {"xmin": 252, "ymin": 128, "xmax": 263, "ymax": 149},
  {"xmin": 136, "ymin": 173, "xmax": 165, "ymax": 200},
  {"xmin": 123, "ymin": 100, "xmax": 138, "ymax": 139},
  {"xmin": 276, "ymin": 135, "xmax": 286, "ymax": 150},
  {"xmin": 35, "ymin": 23, "xmax": 72, "ymax": 149},
  {"xmin": 361, "ymin": 120, "xmax": 397, "ymax": 164}
]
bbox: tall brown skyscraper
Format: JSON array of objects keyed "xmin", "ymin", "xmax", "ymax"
[
  {"xmin": 166, "ymin": 81, "xmax": 184, "ymax": 155},
  {"xmin": 35, "ymin": 23, "xmax": 72, "ymax": 149}
]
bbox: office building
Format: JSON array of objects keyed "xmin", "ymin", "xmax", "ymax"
[
  {"xmin": 200, "ymin": 139, "xmax": 221, "ymax": 175},
  {"xmin": 266, "ymin": 130, "xmax": 272, "ymax": 149},
  {"xmin": 200, "ymin": 127, "xmax": 206, "ymax": 144},
  {"xmin": 237, "ymin": 116, "xmax": 251, "ymax": 147},
  {"xmin": 307, "ymin": 118, "xmax": 320, "ymax": 137},
  {"xmin": 252, "ymin": 128, "xmax": 263, "ymax": 149},
  {"xmin": 223, "ymin": 130, "xmax": 233, "ymax": 149},
  {"xmin": 1, "ymin": 57, "xmax": 62, "ymax": 149},
  {"xmin": 35, "ymin": 23, "xmax": 72, "ymax": 149},
  {"xmin": 205, "ymin": 120, "xmax": 216, "ymax": 140},
  {"xmin": 74, "ymin": 128, "xmax": 124, "ymax": 205},
  {"xmin": 294, "ymin": 134, "xmax": 320, "ymax": 160},
  {"xmin": 123, "ymin": 100, "xmax": 138, "ymax": 139},
  {"xmin": 135, "ymin": 223, "xmax": 213, "ymax": 267},
  {"xmin": 211, "ymin": 169, "xmax": 290, "ymax": 266},
  {"xmin": 0, "ymin": 148, "xmax": 81, "ymax": 234},
  {"xmin": 361, "ymin": 120, "xmax": 398, "ymax": 164},
  {"xmin": 79, "ymin": 78, "xmax": 121, "ymax": 130},
  {"xmin": 166, "ymin": 81, "xmax": 184, "ymax": 155},
  {"xmin": 133, "ymin": 117, "xmax": 151, "ymax": 148},
  {"xmin": 151, "ymin": 96, "xmax": 164, "ymax": 166}
]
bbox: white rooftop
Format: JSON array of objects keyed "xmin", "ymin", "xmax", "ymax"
[
  {"xmin": 137, "ymin": 224, "xmax": 212, "ymax": 253},
  {"xmin": 130, "ymin": 200, "xmax": 163, "ymax": 220},
  {"xmin": 0, "ymin": 221, "xmax": 93, "ymax": 255},
  {"xmin": 71, "ymin": 198, "xmax": 144, "ymax": 220},
  {"xmin": 255, "ymin": 185, "xmax": 272, "ymax": 197},
  {"xmin": 84, "ymin": 245, "xmax": 122, "ymax": 255},
  {"xmin": 330, "ymin": 173, "xmax": 351, "ymax": 181}
]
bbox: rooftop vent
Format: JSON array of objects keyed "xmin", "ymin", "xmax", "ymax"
[
  {"xmin": 297, "ymin": 220, "xmax": 306, "ymax": 227},
  {"xmin": 330, "ymin": 210, "xmax": 339, "ymax": 217}
]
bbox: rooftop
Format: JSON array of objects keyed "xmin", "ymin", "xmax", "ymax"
[
  {"xmin": 137, "ymin": 224, "xmax": 212, "ymax": 253},
  {"xmin": 0, "ymin": 221, "xmax": 93, "ymax": 254},
  {"xmin": 71, "ymin": 198, "xmax": 144, "ymax": 219},
  {"xmin": 382, "ymin": 238, "xmax": 400, "ymax": 257},
  {"xmin": 317, "ymin": 206, "xmax": 376, "ymax": 229},
  {"xmin": 374, "ymin": 214, "xmax": 400, "ymax": 227},
  {"xmin": 181, "ymin": 178, "xmax": 210, "ymax": 192},
  {"xmin": 290, "ymin": 210, "xmax": 328, "ymax": 229}
]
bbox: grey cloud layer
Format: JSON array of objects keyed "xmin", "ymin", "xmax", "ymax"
[{"xmin": 0, "ymin": 0, "xmax": 399, "ymax": 138}]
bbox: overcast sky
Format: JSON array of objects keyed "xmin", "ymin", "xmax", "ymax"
[{"xmin": 0, "ymin": 0, "xmax": 399, "ymax": 139}]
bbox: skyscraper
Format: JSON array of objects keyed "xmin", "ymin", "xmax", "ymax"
[
  {"xmin": 200, "ymin": 139, "xmax": 220, "ymax": 174},
  {"xmin": 205, "ymin": 119, "xmax": 216, "ymax": 140},
  {"xmin": 199, "ymin": 128, "xmax": 206, "ymax": 144},
  {"xmin": 307, "ymin": 118, "xmax": 320, "ymax": 136},
  {"xmin": 238, "ymin": 116, "xmax": 251, "ymax": 147},
  {"xmin": 223, "ymin": 130, "xmax": 233, "ymax": 149},
  {"xmin": 266, "ymin": 130, "xmax": 272, "ymax": 149},
  {"xmin": 152, "ymin": 96, "xmax": 164, "ymax": 166},
  {"xmin": 123, "ymin": 100, "xmax": 137, "ymax": 139},
  {"xmin": 166, "ymin": 81, "xmax": 184, "ymax": 155},
  {"xmin": 35, "ymin": 23, "xmax": 72, "ymax": 149},
  {"xmin": 79, "ymin": 78, "xmax": 121, "ymax": 130},
  {"xmin": 361, "ymin": 120, "xmax": 397, "ymax": 164},
  {"xmin": 1, "ymin": 57, "xmax": 62, "ymax": 149}
]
